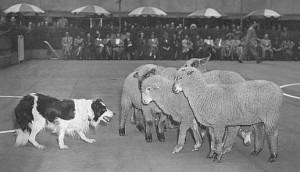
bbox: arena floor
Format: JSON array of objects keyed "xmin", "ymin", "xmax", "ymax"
[{"xmin": 0, "ymin": 59, "xmax": 299, "ymax": 172}]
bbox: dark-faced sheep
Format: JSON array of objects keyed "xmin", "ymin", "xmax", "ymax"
[{"xmin": 172, "ymin": 67, "xmax": 282, "ymax": 163}]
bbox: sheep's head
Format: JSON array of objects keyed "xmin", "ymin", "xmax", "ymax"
[
  {"xmin": 141, "ymin": 75, "xmax": 166, "ymax": 105},
  {"xmin": 133, "ymin": 64, "xmax": 162, "ymax": 91},
  {"xmin": 173, "ymin": 67, "xmax": 198, "ymax": 94},
  {"xmin": 183, "ymin": 54, "xmax": 211, "ymax": 73}
]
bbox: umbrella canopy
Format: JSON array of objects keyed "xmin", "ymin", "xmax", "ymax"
[
  {"xmin": 4, "ymin": 3, "xmax": 45, "ymax": 14},
  {"xmin": 244, "ymin": 9, "xmax": 282, "ymax": 18},
  {"xmin": 71, "ymin": 5, "xmax": 110, "ymax": 16},
  {"xmin": 128, "ymin": 6, "xmax": 167, "ymax": 17},
  {"xmin": 187, "ymin": 8, "xmax": 227, "ymax": 18}
]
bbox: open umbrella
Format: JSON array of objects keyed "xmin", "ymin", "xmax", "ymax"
[
  {"xmin": 244, "ymin": 9, "xmax": 282, "ymax": 18},
  {"xmin": 71, "ymin": 5, "xmax": 110, "ymax": 16},
  {"xmin": 187, "ymin": 8, "xmax": 227, "ymax": 18},
  {"xmin": 128, "ymin": 6, "xmax": 167, "ymax": 17},
  {"xmin": 4, "ymin": 3, "xmax": 45, "ymax": 14},
  {"xmin": 71, "ymin": 5, "xmax": 111, "ymax": 29}
]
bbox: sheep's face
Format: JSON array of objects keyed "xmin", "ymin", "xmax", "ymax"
[
  {"xmin": 141, "ymin": 83, "xmax": 160, "ymax": 105},
  {"xmin": 173, "ymin": 67, "xmax": 197, "ymax": 94}
]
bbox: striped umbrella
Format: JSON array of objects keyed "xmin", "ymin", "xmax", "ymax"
[
  {"xmin": 128, "ymin": 6, "xmax": 167, "ymax": 17},
  {"xmin": 71, "ymin": 5, "xmax": 110, "ymax": 16},
  {"xmin": 187, "ymin": 8, "xmax": 227, "ymax": 18},
  {"xmin": 244, "ymin": 9, "xmax": 282, "ymax": 18},
  {"xmin": 4, "ymin": 3, "xmax": 45, "ymax": 14}
]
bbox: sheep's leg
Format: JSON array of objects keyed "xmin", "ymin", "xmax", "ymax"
[
  {"xmin": 142, "ymin": 107, "xmax": 154, "ymax": 143},
  {"xmin": 222, "ymin": 126, "xmax": 240, "ymax": 155},
  {"xmin": 130, "ymin": 107, "xmax": 136, "ymax": 124},
  {"xmin": 212, "ymin": 126, "xmax": 226, "ymax": 163},
  {"xmin": 191, "ymin": 118, "xmax": 202, "ymax": 151},
  {"xmin": 207, "ymin": 127, "xmax": 216, "ymax": 158},
  {"xmin": 172, "ymin": 117, "xmax": 192, "ymax": 153},
  {"xmin": 119, "ymin": 96, "xmax": 133, "ymax": 136},
  {"xmin": 134, "ymin": 109, "xmax": 145, "ymax": 132},
  {"xmin": 156, "ymin": 113, "xmax": 167, "ymax": 142},
  {"xmin": 251, "ymin": 123, "xmax": 265, "ymax": 156},
  {"xmin": 265, "ymin": 125, "xmax": 278, "ymax": 163}
]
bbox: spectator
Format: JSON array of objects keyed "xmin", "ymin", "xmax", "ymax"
[
  {"xmin": 294, "ymin": 38, "xmax": 300, "ymax": 61},
  {"xmin": 94, "ymin": 33, "xmax": 105, "ymax": 60},
  {"xmin": 147, "ymin": 32, "xmax": 159, "ymax": 60},
  {"xmin": 62, "ymin": 31, "xmax": 73, "ymax": 59},
  {"xmin": 134, "ymin": 32, "xmax": 147, "ymax": 60},
  {"xmin": 182, "ymin": 34, "xmax": 193, "ymax": 60},
  {"xmin": 161, "ymin": 32, "xmax": 172, "ymax": 60},
  {"xmin": 260, "ymin": 34, "xmax": 274, "ymax": 60},
  {"xmin": 112, "ymin": 33, "xmax": 124, "ymax": 60},
  {"xmin": 171, "ymin": 33, "xmax": 180, "ymax": 60},
  {"xmin": 103, "ymin": 33, "xmax": 112, "ymax": 60},
  {"xmin": 272, "ymin": 37, "xmax": 282, "ymax": 60},
  {"xmin": 124, "ymin": 32, "xmax": 134, "ymax": 60},
  {"xmin": 74, "ymin": 34, "xmax": 84, "ymax": 60},
  {"xmin": 84, "ymin": 32, "xmax": 93, "ymax": 60}
]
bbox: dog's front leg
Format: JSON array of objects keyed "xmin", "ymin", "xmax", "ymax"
[
  {"xmin": 58, "ymin": 126, "xmax": 68, "ymax": 150},
  {"xmin": 77, "ymin": 130, "xmax": 96, "ymax": 143}
]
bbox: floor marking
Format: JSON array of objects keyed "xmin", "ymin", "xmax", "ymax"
[
  {"xmin": 0, "ymin": 96, "xmax": 23, "ymax": 98},
  {"xmin": 280, "ymin": 83, "xmax": 300, "ymax": 100},
  {"xmin": 0, "ymin": 130, "xmax": 16, "ymax": 134}
]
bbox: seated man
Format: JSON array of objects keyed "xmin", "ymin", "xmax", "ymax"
[
  {"xmin": 62, "ymin": 32, "xmax": 73, "ymax": 59},
  {"xmin": 260, "ymin": 34, "xmax": 273, "ymax": 60},
  {"xmin": 182, "ymin": 34, "xmax": 193, "ymax": 60},
  {"xmin": 204, "ymin": 35, "xmax": 216, "ymax": 59},
  {"xmin": 94, "ymin": 33, "xmax": 105, "ymax": 60},
  {"xmin": 73, "ymin": 34, "xmax": 84, "ymax": 60},
  {"xmin": 112, "ymin": 33, "xmax": 124, "ymax": 60},
  {"xmin": 272, "ymin": 37, "xmax": 282, "ymax": 60},
  {"xmin": 123, "ymin": 32, "xmax": 134, "ymax": 60},
  {"xmin": 148, "ymin": 32, "xmax": 159, "ymax": 60}
]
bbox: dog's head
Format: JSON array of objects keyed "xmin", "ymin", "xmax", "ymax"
[{"xmin": 90, "ymin": 99, "xmax": 115, "ymax": 128}]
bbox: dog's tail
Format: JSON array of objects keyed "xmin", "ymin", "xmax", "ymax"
[{"xmin": 15, "ymin": 129, "xmax": 30, "ymax": 146}]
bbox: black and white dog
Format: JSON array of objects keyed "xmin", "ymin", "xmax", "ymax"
[{"xmin": 14, "ymin": 93, "xmax": 114, "ymax": 150}]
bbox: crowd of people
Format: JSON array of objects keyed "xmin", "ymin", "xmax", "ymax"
[{"xmin": 1, "ymin": 16, "xmax": 300, "ymax": 61}]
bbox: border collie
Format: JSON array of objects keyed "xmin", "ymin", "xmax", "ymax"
[{"xmin": 14, "ymin": 93, "xmax": 114, "ymax": 150}]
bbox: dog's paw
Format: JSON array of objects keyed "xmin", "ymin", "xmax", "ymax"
[
  {"xmin": 86, "ymin": 139, "xmax": 96, "ymax": 143},
  {"xmin": 59, "ymin": 145, "xmax": 69, "ymax": 150},
  {"xmin": 36, "ymin": 144, "xmax": 45, "ymax": 149}
]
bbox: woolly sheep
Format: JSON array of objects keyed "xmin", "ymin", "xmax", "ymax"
[
  {"xmin": 119, "ymin": 64, "xmax": 167, "ymax": 142},
  {"xmin": 136, "ymin": 61, "xmax": 253, "ymax": 153},
  {"xmin": 172, "ymin": 67, "xmax": 282, "ymax": 163},
  {"xmin": 141, "ymin": 75, "xmax": 205, "ymax": 153}
]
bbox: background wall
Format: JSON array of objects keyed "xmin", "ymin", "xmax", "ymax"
[{"xmin": 1, "ymin": 0, "xmax": 300, "ymax": 16}]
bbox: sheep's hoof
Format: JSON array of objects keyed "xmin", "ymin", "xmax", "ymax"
[
  {"xmin": 136, "ymin": 125, "xmax": 144, "ymax": 132},
  {"xmin": 213, "ymin": 154, "xmax": 223, "ymax": 163},
  {"xmin": 207, "ymin": 151, "xmax": 217, "ymax": 159},
  {"xmin": 157, "ymin": 132, "xmax": 165, "ymax": 142},
  {"xmin": 145, "ymin": 133, "xmax": 152, "ymax": 143},
  {"xmin": 250, "ymin": 149, "xmax": 262, "ymax": 156},
  {"xmin": 267, "ymin": 153, "xmax": 278, "ymax": 163},
  {"xmin": 119, "ymin": 128, "xmax": 125, "ymax": 136},
  {"xmin": 192, "ymin": 143, "xmax": 202, "ymax": 151}
]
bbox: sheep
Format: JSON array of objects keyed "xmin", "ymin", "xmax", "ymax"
[
  {"xmin": 119, "ymin": 64, "xmax": 168, "ymax": 142},
  {"xmin": 172, "ymin": 67, "xmax": 282, "ymax": 163},
  {"xmin": 141, "ymin": 75, "xmax": 205, "ymax": 153}
]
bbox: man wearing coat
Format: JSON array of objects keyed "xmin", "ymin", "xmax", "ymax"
[{"xmin": 238, "ymin": 22, "xmax": 262, "ymax": 63}]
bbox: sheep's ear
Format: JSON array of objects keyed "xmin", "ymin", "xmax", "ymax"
[
  {"xmin": 200, "ymin": 53, "xmax": 211, "ymax": 65},
  {"xmin": 187, "ymin": 70, "xmax": 195, "ymax": 76},
  {"xmin": 133, "ymin": 72, "xmax": 139, "ymax": 78},
  {"xmin": 153, "ymin": 83, "xmax": 160, "ymax": 90},
  {"xmin": 144, "ymin": 68, "xmax": 157, "ymax": 78}
]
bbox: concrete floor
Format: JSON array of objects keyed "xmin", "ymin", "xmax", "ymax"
[{"xmin": 0, "ymin": 60, "xmax": 299, "ymax": 172}]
